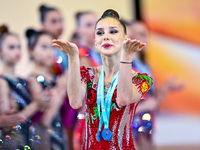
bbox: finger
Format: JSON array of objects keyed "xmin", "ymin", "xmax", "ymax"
[
  {"xmin": 66, "ymin": 41, "xmax": 75, "ymax": 48},
  {"xmin": 132, "ymin": 42, "xmax": 140, "ymax": 49},
  {"xmin": 123, "ymin": 38, "xmax": 132, "ymax": 46},
  {"xmin": 139, "ymin": 43, "xmax": 146, "ymax": 49},
  {"xmin": 130, "ymin": 39, "xmax": 138, "ymax": 45},
  {"xmin": 138, "ymin": 45, "xmax": 145, "ymax": 51},
  {"xmin": 52, "ymin": 39, "xmax": 59, "ymax": 42},
  {"xmin": 52, "ymin": 43, "xmax": 62, "ymax": 50},
  {"xmin": 3, "ymin": 110, "xmax": 14, "ymax": 115}
]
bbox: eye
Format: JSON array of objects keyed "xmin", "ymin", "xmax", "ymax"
[
  {"xmin": 51, "ymin": 19, "xmax": 57, "ymax": 24},
  {"xmin": 9, "ymin": 45, "xmax": 15, "ymax": 50},
  {"xmin": 86, "ymin": 23, "xmax": 92, "ymax": 28},
  {"xmin": 96, "ymin": 31, "xmax": 104, "ymax": 35},
  {"xmin": 41, "ymin": 45, "xmax": 48, "ymax": 49},
  {"xmin": 110, "ymin": 30, "xmax": 118, "ymax": 34}
]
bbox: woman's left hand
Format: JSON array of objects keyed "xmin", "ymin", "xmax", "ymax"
[{"xmin": 121, "ymin": 38, "xmax": 146, "ymax": 62}]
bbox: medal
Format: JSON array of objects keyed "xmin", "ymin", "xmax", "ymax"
[{"xmin": 96, "ymin": 66, "xmax": 119, "ymax": 142}]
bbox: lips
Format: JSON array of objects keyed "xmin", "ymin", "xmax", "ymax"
[{"xmin": 102, "ymin": 43, "xmax": 113, "ymax": 48}]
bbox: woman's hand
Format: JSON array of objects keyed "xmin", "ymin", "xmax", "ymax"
[
  {"xmin": 0, "ymin": 111, "xmax": 26, "ymax": 128},
  {"xmin": 121, "ymin": 38, "xmax": 146, "ymax": 62},
  {"xmin": 52, "ymin": 39, "xmax": 79, "ymax": 57}
]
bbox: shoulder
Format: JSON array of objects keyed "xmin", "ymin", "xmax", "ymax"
[
  {"xmin": 80, "ymin": 66, "xmax": 99, "ymax": 83},
  {"xmin": 0, "ymin": 75, "xmax": 9, "ymax": 86},
  {"xmin": 26, "ymin": 75, "xmax": 37, "ymax": 83},
  {"xmin": 80, "ymin": 65, "xmax": 97, "ymax": 75},
  {"xmin": 132, "ymin": 72, "xmax": 153, "ymax": 85},
  {"xmin": 131, "ymin": 72, "xmax": 153, "ymax": 98},
  {"xmin": 0, "ymin": 77, "xmax": 10, "ymax": 94}
]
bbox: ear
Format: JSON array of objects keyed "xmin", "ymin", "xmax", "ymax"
[
  {"xmin": 41, "ymin": 23, "xmax": 45, "ymax": 30},
  {"xmin": 94, "ymin": 39, "xmax": 97, "ymax": 48},
  {"xmin": 125, "ymin": 35, "xmax": 129, "ymax": 40}
]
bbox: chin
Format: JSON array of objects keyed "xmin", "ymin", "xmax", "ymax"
[{"xmin": 100, "ymin": 48, "xmax": 120, "ymax": 57}]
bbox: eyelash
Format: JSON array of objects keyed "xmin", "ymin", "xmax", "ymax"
[{"xmin": 96, "ymin": 30, "xmax": 118, "ymax": 35}]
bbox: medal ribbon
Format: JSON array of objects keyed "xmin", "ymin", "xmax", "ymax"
[{"xmin": 97, "ymin": 66, "xmax": 119, "ymax": 141}]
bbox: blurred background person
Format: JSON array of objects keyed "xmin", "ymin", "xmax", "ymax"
[
  {"xmin": 76, "ymin": 11, "xmax": 102, "ymax": 67},
  {"xmin": 39, "ymin": 4, "xmax": 68, "ymax": 74},
  {"xmin": 123, "ymin": 20, "xmax": 184, "ymax": 150},
  {"xmin": 72, "ymin": 10, "xmax": 103, "ymax": 150},
  {"xmin": 25, "ymin": 29, "xmax": 66, "ymax": 150},
  {"xmin": 69, "ymin": 31, "xmax": 80, "ymax": 46},
  {"xmin": 38, "ymin": 5, "xmax": 77, "ymax": 150},
  {"xmin": 0, "ymin": 25, "xmax": 48, "ymax": 150}
]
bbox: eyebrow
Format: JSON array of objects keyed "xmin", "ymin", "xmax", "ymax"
[{"xmin": 96, "ymin": 26, "xmax": 118, "ymax": 31}]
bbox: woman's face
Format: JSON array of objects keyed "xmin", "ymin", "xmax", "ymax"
[
  {"xmin": 127, "ymin": 22, "xmax": 149, "ymax": 45},
  {"xmin": 0, "ymin": 35, "xmax": 21, "ymax": 65},
  {"xmin": 78, "ymin": 13, "xmax": 98, "ymax": 46},
  {"xmin": 42, "ymin": 10, "xmax": 64, "ymax": 38},
  {"xmin": 95, "ymin": 17, "xmax": 127, "ymax": 56},
  {"xmin": 31, "ymin": 34, "xmax": 54, "ymax": 67}
]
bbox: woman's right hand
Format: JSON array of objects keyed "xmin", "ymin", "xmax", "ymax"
[
  {"xmin": 0, "ymin": 111, "xmax": 26, "ymax": 128},
  {"xmin": 52, "ymin": 39, "xmax": 79, "ymax": 57}
]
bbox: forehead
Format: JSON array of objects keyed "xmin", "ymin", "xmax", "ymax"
[
  {"xmin": 96, "ymin": 17, "xmax": 123, "ymax": 30},
  {"xmin": 80, "ymin": 13, "xmax": 98, "ymax": 23},
  {"xmin": 37, "ymin": 34, "xmax": 52, "ymax": 43},
  {"xmin": 4, "ymin": 35, "xmax": 19, "ymax": 44},
  {"xmin": 46, "ymin": 10, "xmax": 62, "ymax": 19}
]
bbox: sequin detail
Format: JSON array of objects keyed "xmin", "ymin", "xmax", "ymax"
[
  {"xmin": 132, "ymin": 73, "xmax": 153, "ymax": 98},
  {"xmin": 80, "ymin": 66, "xmax": 153, "ymax": 150}
]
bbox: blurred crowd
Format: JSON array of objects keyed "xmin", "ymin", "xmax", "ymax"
[{"xmin": 0, "ymin": 4, "xmax": 183, "ymax": 150}]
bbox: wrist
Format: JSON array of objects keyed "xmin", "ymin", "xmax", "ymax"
[
  {"xmin": 120, "ymin": 51, "xmax": 133, "ymax": 62},
  {"xmin": 120, "ymin": 55, "xmax": 133, "ymax": 62},
  {"xmin": 68, "ymin": 55, "xmax": 79, "ymax": 61}
]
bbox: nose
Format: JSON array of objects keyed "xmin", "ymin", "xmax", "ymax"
[{"xmin": 103, "ymin": 32, "xmax": 110, "ymax": 41}]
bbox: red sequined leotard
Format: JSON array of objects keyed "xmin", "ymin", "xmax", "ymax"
[{"xmin": 80, "ymin": 66, "xmax": 153, "ymax": 150}]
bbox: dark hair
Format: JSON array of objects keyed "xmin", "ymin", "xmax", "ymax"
[
  {"xmin": 39, "ymin": 5, "xmax": 57, "ymax": 23},
  {"xmin": 96, "ymin": 9, "xmax": 127, "ymax": 34},
  {"xmin": 0, "ymin": 25, "xmax": 17, "ymax": 50},
  {"xmin": 25, "ymin": 28, "xmax": 51, "ymax": 50},
  {"xmin": 75, "ymin": 11, "xmax": 94, "ymax": 26}
]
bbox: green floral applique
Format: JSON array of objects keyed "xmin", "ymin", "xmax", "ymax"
[{"xmin": 93, "ymin": 107, "xmax": 99, "ymax": 119}]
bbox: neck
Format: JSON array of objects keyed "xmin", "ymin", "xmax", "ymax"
[
  {"xmin": 33, "ymin": 62, "xmax": 51, "ymax": 77},
  {"xmin": 1, "ymin": 62, "xmax": 15, "ymax": 78},
  {"xmin": 101, "ymin": 53, "xmax": 120, "ymax": 77}
]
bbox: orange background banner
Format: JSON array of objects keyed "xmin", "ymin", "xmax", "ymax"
[{"xmin": 141, "ymin": 0, "xmax": 200, "ymax": 115}]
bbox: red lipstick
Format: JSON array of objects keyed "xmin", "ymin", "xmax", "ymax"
[{"xmin": 102, "ymin": 43, "xmax": 113, "ymax": 48}]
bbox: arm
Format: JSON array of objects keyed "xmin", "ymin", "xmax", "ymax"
[
  {"xmin": 0, "ymin": 79, "xmax": 26, "ymax": 130},
  {"xmin": 0, "ymin": 111, "xmax": 25, "ymax": 128},
  {"xmin": 0, "ymin": 78, "xmax": 11, "ymax": 113},
  {"xmin": 52, "ymin": 39, "xmax": 87, "ymax": 109},
  {"xmin": 117, "ymin": 39, "xmax": 146, "ymax": 106},
  {"xmin": 27, "ymin": 76, "xmax": 56, "ymax": 127}
]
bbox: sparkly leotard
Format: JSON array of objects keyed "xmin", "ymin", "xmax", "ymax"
[
  {"xmin": 0, "ymin": 75, "xmax": 32, "ymax": 150},
  {"xmin": 80, "ymin": 66, "xmax": 153, "ymax": 150}
]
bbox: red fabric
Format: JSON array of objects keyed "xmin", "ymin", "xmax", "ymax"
[{"xmin": 80, "ymin": 66, "xmax": 153, "ymax": 150}]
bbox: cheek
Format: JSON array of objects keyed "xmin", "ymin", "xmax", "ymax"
[
  {"xmin": 33, "ymin": 50, "xmax": 43, "ymax": 61},
  {"xmin": 3, "ymin": 49, "xmax": 13, "ymax": 59}
]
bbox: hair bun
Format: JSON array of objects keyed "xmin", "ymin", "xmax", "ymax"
[
  {"xmin": 26, "ymin": 29, "xmax": 37, "ymax": 39},
  {"xmin": 0, "ymin": 25, "xmax": 9, "ymax": 36},
  {"xmin": 101, "ymin": 9, "xmax": 120, "ymax": 20},
  {"xmin": 39, "ymin": 5, "xmax": 47, "ymax": 12}
]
